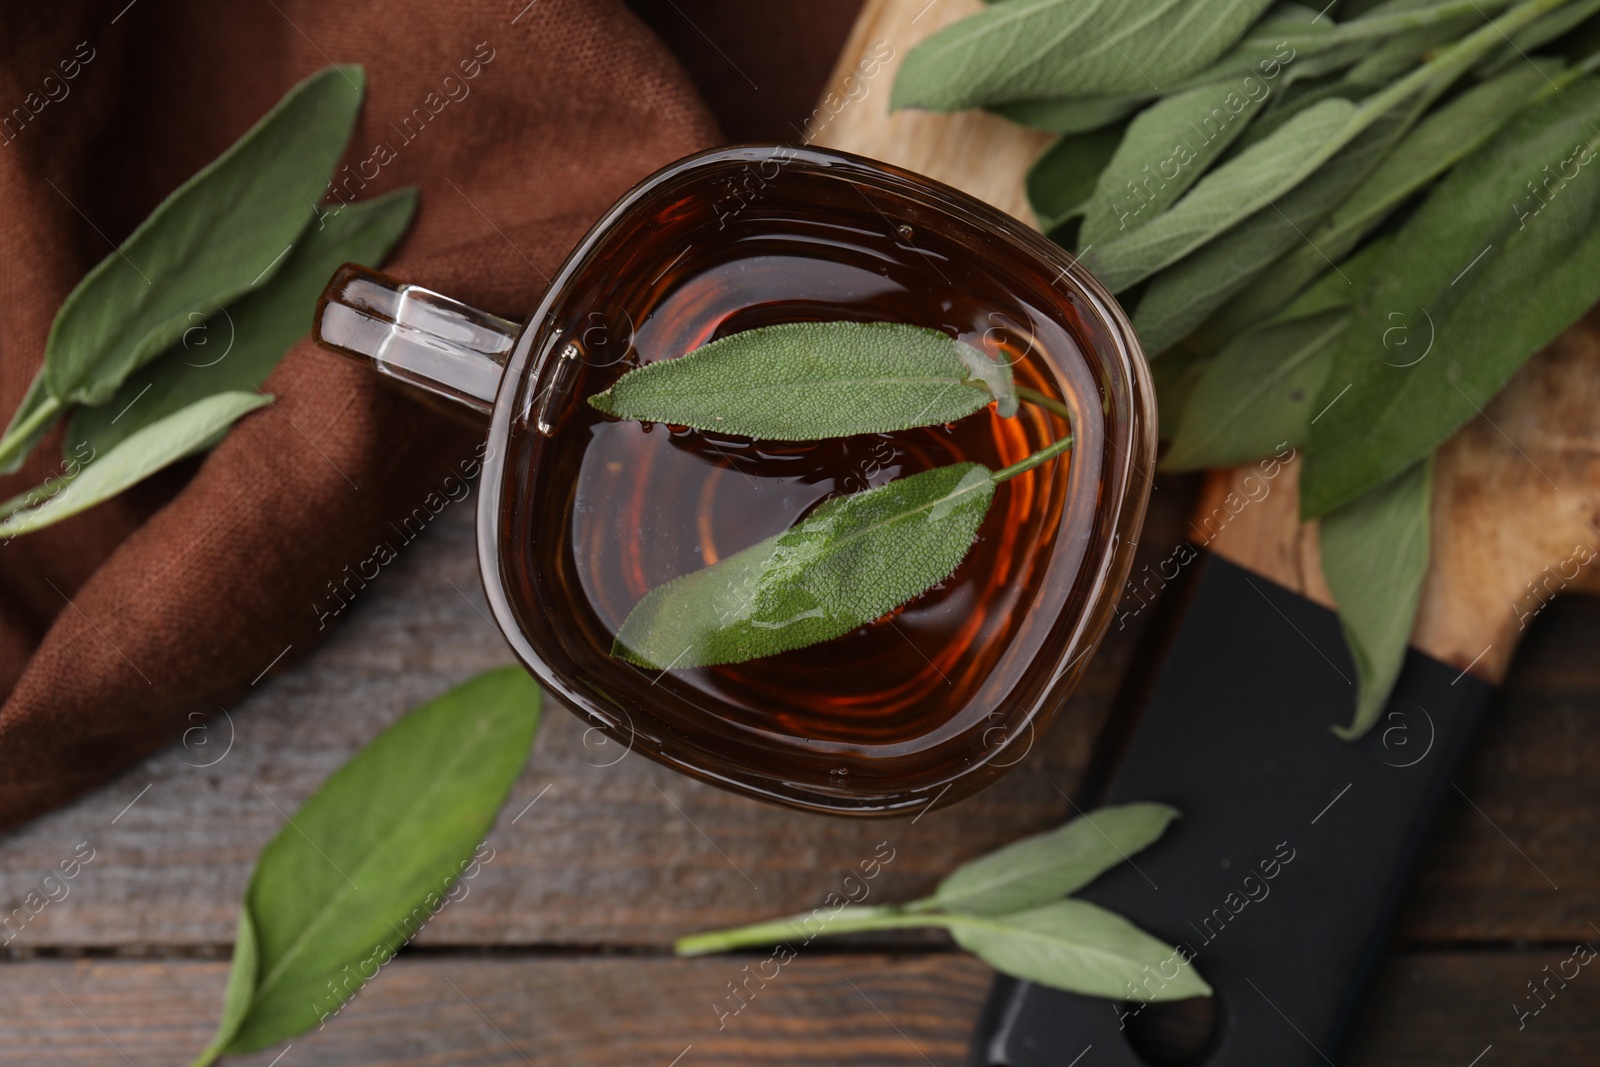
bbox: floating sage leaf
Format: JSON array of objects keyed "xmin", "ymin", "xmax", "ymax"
[
  {"xmin": 612, "ymin": 463, "xmax": 999, "ymax": 669},
  {"xmin": 1302, "ymin": 77, "xmax": 1600, "ymax": 518},
  {"xmin": 1077, "ymin": 81, "xmax": 1270, "ymax": 249},
  {"xmin": 1198, "ymin": 62, "xmax": 1555, "ymax": 341},
  {"xmin": 0, "ymin": 65, "xmax": 364, "ymax": 472},
  {"xmin": 945, "ymin": 900, "xmax": 1211, "ymax": 1000},
  {"xmin": 1026, "ymin": 121, "xmax": 1131, "ymax": 231},
  {"xmin": 193, "ymin": 667, "xmax": 541, "ymax": 1063},
  {"xmin": 927, "ymin": 803, "xmax": 1179, "ymax": 915},
  {"xmin": 0, "ymin": 392, "xmax": 272, "ymax": 538},
  {"xmin": 891, "ymin": 0, "xmax": 1277, "ymax": 112},
  {"xmin": 69, "ymin": 189, "xmax": 418, "ymax": 459},
  {"xmin": 1163, "ymin": 310, "xmax": 1346, "ymax": 471},
  {"xmin": 1319, "ymin": 457, "xmax": 1433, "ymax": 738},
  {"xmin": 588, "ymin": 321, "xmax": 1016, "ymax": 440}
]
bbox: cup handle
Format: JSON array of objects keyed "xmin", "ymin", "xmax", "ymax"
[{"xmin": 314, "ymin": 264, "xmax": 520, "ymax": 417}]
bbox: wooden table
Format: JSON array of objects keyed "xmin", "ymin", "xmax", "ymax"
[{"xmin": 0, "ymin": 469, "xmax": 1594, "ymax": 1066}]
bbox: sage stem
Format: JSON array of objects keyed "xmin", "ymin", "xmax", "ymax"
[{"xmin": 675, "ymin": 904, "xmax": 937, "ymax": 956}]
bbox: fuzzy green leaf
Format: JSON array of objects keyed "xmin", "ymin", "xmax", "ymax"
[
  {"xmin": 0, "ymin": 66, "xmax": 364, "ymax": 473},
  {"xmin": 992, "ymin": 95, "xmax": 1146, "ymax": 134},
  {"xmin": 1199, "ymin": 62, "xmax": 1555, "ymax": 342},
  {"xmin": 1078, "ymin": 81, "xmax": 1270, "ymax": 249},
  {"xmin": 589, "ymin": 322, "xmax": 1015, "ymax": 440},
  {"xmin": 1302, "ymin": 78, "xmax": 1600, "ymax": 517},
  {"xmin": 932, "ymin": 803, "xmax": 1180, "ymax": 916},
  {"xmin": 69, "ymin": 189, "xmax": 417, "ymax": 459},
  {"xmin": 891, "ymin": 0, "xmax": 1277, "ymax": 112},
  {"xmin": 189, "ymin": 912, "xmax": 259, "ymax": 1067},
  {"xmin": 1084, "ymin": 98, "xmax": 1359, "ymax": 292},
  {"xmin": 1319, "ymin": 458, "xmax": 1432, "ymax": 738},
  {"xmin": 1026, "ymin": 121, "xmax": 1132, "ymax": 229},
  {"xmin": 0, "ymin": 392, "xmax": 272, "ymax": 537},
  {"xmin": 612, "ymin": 463, "xmax": 999, "ymax": 669},
  {"xmin": 211, "ymin": 668, "xmax": 540, "ymax": 1056},
  {"xmin": 945, "ymin": 900, "xmax": 1211, "ymax": 1000},
  {"xmin": 1163, "ymin": 311, "xmax": 1346, "ymax": 471},
  {"xmin": 1085, "ymin": 0, "xmax": 1560, "ymax": 295},
  {"xmin": 1132, "ymin": 89, "xmax": 1421, "ymax": 353},
  {"xmin": 1270, "ymin": 235, "xmax": 1395, "ymax": 324}
]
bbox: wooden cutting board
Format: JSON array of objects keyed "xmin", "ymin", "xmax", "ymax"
[{"xmin": 812, "ymin": 0, "xmax": 1600, "ymax": 686}]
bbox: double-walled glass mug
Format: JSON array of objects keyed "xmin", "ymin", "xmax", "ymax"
[{"xmin": 314, "ymin": 145, "xmax": 1155, "ymax": 817}]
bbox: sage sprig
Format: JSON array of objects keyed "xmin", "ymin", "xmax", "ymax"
[
  {"xmin": 899, "ymin": 0, "xmax": 1600, "ymax": 735},
  {"xmin": 1301, "ymin": 76, "xmax": 1600, "ymax": 516},
  {"xmin": 0, "ymin": 66, "xmax": 365, "ymax": 473},
  {"xmin": 0, "ymin": 67, "xmax": 416, "ymax": 537},
  {"xmin": 676, "ymin": 802, "xmax": 1208, "ymax": 1002},
  {"xmin": 191, "ymin": 668, "xmax": 541, "ymax": 1066},
  {"xmin": 589, "ymin": 321, "xmax": 1071, "ymax": 670}
]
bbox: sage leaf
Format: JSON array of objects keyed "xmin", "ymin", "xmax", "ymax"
[
  {"xmin": 1269, "ymin": 234, "xmax": 1395, "ymax": 324},
  {"xmin": 1479, "ymin": 0, "xmax": 1600, "ymax": 74},
  {"xmin": 1302, "ymin": 78, "xmax": 1600, "ymax": 517},
  {"xmin": 1199, "ymin": 63, "xmax": 1555, "ymax": 341},
  {"xmin": 0, "ymin": 377, "xmax": 59, "ymax": 476},
  {"xmin": 944, "ymin": 900, "xmax": 1211, "ymax": 1000},
  {"xmin": 0, "ymin": 392, "xmax": 272, "ymax": 538},
  {"xmin": 930, "ymin": 803, "xmax": 1179, "ymax": 915},
  {"xmin": 1163, "ymin": 310, "xmax": 1346, "ymax": 471},
  {"xmin": 1086, "ymin": 0, "xmax": 1558, "ymax": 294},
  {"xmin": 69, "ymin": 189, "xmax": 417, "ymax": 459},
  {"xmin": 588, "ymin": 322, "xmax": 1016, "ymax": 440},
  {"xmin": 0, "ymin": 65, "xmax": 364, "ymax": 472},
  {"xmin": 1319, "ymin": 458, "xmax": 1432, "ymax": 738},
  {"xmin": 612, "ymin": 463, "xmax": 998, "ymax": 669},
  {"xmin": 891, "ymin": 0, "xmax": 1277, "ymax": 112},
  {"xmin": 197, "ymin": 667, "xmax": 541, "ymax": 1061},
  {"xmin": 990, "ymin": 6, "xmax": 1322, "ymax": 134},
  {"xmin": 191, "ymin": 912, "xmax": 259, "ymax": 1067},
  {"xmin": 993, "ymin": 95, "xmax": 1145, "ymax": 134},
  {"xmin": 1084, "ymin": 98, "xmax": 1359, "ymax": 292},
  {"xmin": 1347, "ymin": 13, "xmax": 1476, "ymax": 85},
  {"xmin": 1078, "ymin": 81, "xmax": 1270, "ymax": 249},
  {"xmin": 1132, "ymin": 91, "xmax": 1421, "ymax": 352},
  {"xmin": 1153, "ymin": 352, "xmax": 1208, "ymax": 440},
  {"xmin": 1026, "ymin": 121, "xmax": 1131, "ymax": 230}
]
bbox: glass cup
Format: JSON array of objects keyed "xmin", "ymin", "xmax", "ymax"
[{"xmin": 314, "ymin": 144, "xmax": 1155, "ymax": 817}]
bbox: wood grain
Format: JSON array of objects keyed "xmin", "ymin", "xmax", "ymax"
[
  {"xmin": 2, "ymin": 950, "xmax": 1594, "ymax": 1066},
  {"xmin": 0, "ymin": 486, "xmax": 1190, "ymax": 951},
  {"xmin": 0, "ymin": 479, "xmax": 1592, "ymax": 952}
]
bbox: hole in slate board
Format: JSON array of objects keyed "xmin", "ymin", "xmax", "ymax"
[{"xmin": 1124, "ymin": 995, "xmax": 1218, "ymax": 1065}]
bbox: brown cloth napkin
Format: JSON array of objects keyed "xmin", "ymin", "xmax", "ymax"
[{"xmin": 0, "ymin": 0, "xmax": 859, "ymax": 833}]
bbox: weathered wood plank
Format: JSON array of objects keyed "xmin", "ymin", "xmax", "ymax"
[
  {"xmin": 1399, "ymin": 592, "xmax": 1600, "ymax": 940},
  {"xmin": 1, "ymin": 950, "xmax": 1594, "ymax": 1066},
  {"xmin": 0, "ymin": 479, "xmax": 1189, "ymax": 951},
  {"xmin": 1, "ymin": 478, "xmax": 1595, "ymax": 950}
]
